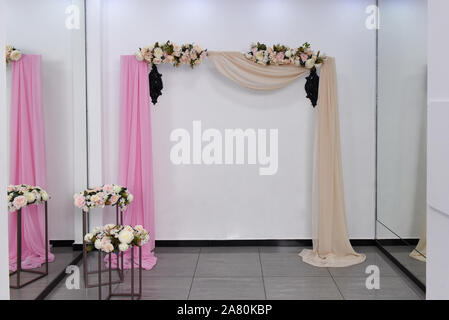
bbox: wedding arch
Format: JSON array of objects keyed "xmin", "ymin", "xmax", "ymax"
[{"xmin": 118, "ymin": 41, "xmax": 366, "ymax": 268}]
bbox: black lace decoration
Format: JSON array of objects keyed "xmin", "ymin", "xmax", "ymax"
[
  {"xmin": 304, "ymin": 66, "xmax": 319, "ymax": 107},
  {"xmin": 149, "ymin": 64, "xmax": 163, "ymax": 105}
]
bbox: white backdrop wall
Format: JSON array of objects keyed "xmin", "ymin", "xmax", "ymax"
[
  {"xmin": 5, "ymin": 0, "xmax": 87, "ymax": 240},
  {"xmin": 427, "ymin": 0, "xmax": 449, "ymax": 300},
  {"xmin": 98, "ymin": 0, "xmax": 376, "ymax": 240}
]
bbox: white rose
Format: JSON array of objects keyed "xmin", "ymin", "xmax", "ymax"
[
  {"xmin": 24, "ymin": 192, "xmax": 36, "ymax": 203},
  {"xmin": 103, "ymin": 243, "xmax": 114, "ymax": 253},
  {"xmin": 127, "ymin": 194, "xmax": 133, "ymax": 202},
  {"xmin": 245, "ymin": 52, "xmax": 253, "ymax": 59},
  {"xmin": 256, "ymin": 50, "xmax": 264, "ymax": 61},
  {"xmin": 193, "ymin": 44, "xmax": 202, "ymax": 53},
  {"xmin": 153, "ymin": 47, "xmax": 163, "ymax": 59},
  {"xmin": 94, "ymin": 239, "xmax": 102, "ymax": 250},
  {"xmin": 285, "ymin": 50, "xmax": 292, "ymax": 58},
  {"xmin": 305, "ymin": 58, "xmax": 315, "ymax": 69},
  {"xmin": 113, "ymin": 185, "xmax": 122, "ymax": 193},
  {"xmin": 135, "ymin": 51, "xmax": 144, "ymax": 61},
  {"xmin": 118, "ymin": 230, "xmax": 134, "ymax": 244},
  {"xmin": 10, "ymin": 50, "xmax": 22, "ymax": 61},
  {"xmin": 84, "ymin": 233, "xmax": 93, "ymax": 242},
  {"xmin": 41, "ymin": 191, "xmax": 49, "ymax": 201},
  {"xmin": 119, "ymin": 243, "xmax": 129, "ymax": 252}
]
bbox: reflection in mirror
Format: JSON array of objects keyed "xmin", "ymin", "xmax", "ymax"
[
  {"xmin": 376, "ymin": 0, "xmax": 427, "ymax": 287},
  {"xmin": 6, "ymin": 0, "xmax": 86, "ymax": 299}
]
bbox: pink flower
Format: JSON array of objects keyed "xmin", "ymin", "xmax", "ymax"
[
  {"xmin": 103, "ymin": 184, "xmax": 113, "ymax": 193},
  {"xmin": 74, "ymin": 195, "xmax": 86, "ymax": 208},
  {"xmin": 300, "ymin": 53, "xmax": 309, "ymax": 62},
  {"xmin": 181, "ymin": 53, "xmax": 190, "ymax": 64},
  {"xmin": 276, "ymin": 52, "xmax": 285, "ymax": 61},
  {"xmin": 13, "ymin": 196, "xmax": 28, "ymax": 210},
  {"xmin": 110, "ymin": 195, "xmax": 119, "ymax": 205}
]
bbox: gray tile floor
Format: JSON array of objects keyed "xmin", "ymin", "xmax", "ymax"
[
  {"xmin": 10, "ymin": 247, "xmax": 80, "ymax": 300},
  {"xmin": 383, "ymin": 245, "xmax": 426, "ymax": 285},
  {"xmin": 46, "ymin": 246, "xmax": 425, "ymax": 300}
]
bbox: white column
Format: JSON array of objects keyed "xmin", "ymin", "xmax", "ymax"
[
  {"xmin": 72, "ymin": 0, "xmax": 88, "ymax": 244},
  {"xmin": 0, "ymin": 0, "xmax": 11, "ymax": 300},
  {"xmin": 427, "ymin": 0, "xmax": 449, "ymax": 300}
]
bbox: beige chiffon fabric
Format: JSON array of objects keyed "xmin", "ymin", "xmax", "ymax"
[
  {"xmin": 410, "ymin": 220, "xmax": 426, "ymax": 262},
  {"xmin": 208, "ymin": 52, "xmax": 366, "ymax": 267}
]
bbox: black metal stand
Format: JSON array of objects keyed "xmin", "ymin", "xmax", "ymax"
[
  {"xmin": 9, "ymin": 202, "xmax": 49, "ymax": 289},
  {"xmin": 98, "ymin": 246, "xmax": 142, "ymax": 300},
  {"xmin": 82, "ymin": 205, "xmax": 124, "ymax": 288}
]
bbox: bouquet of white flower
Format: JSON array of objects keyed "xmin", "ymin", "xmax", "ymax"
[
  {"xmin": 7, "ymin": 184, "xmax": 50, "ymax": 212},
  {"xmin": 84, "ymin": 224, "xmax": 150, "ymax": 253},
  {"xmin": 74, "ymin": 184, "xmax": 133, "ymax": 212},
  {"xmin": 6, "ymin": 45, "xmax": 22, "ymax": 65},
  {"xmin": 136, "ymin": 41, "xmax": 207, "ymax": 68},
  {"xmin": 245, "ymin": 42, "xmax": 326, "ymax": 69}
]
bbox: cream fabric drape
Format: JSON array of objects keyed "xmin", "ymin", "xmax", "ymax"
[
  {"xmin": 208, "ymin": 52, "xmax": 366, "ymax": 267},
  {"xmin": 410, "ymin": 220, "xmax": 426, "ymax": 262}
]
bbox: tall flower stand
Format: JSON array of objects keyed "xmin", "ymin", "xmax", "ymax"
[
  {"xmin": 82, "ymin": 205, "xmax": 124, "ymax": 288},
  {"xmin": 9, "ymin": 202, "xmax": 49, "ymax": 289},
  {"xmin": 98, "ymin": 246, "xmax": 142, "ymax": 300}
]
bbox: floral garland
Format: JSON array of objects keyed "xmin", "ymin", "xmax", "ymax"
[
  {"xmin": 74, "ymin": 184, "xmax": 134, "ymax": 212},
  {"xmin": 6, "ymin": 45, "xmax": 22, "ymax": 65},
  {"xmin": 135, "ymin": 41, "xmax": 207, "ymax": 68},
  {"xmin": 7, "ymin": 185, "xmax": 50, "ymax": 212},
  {"xmin": 245, "ymin": 42, "xmax": 326, "ymax": 69},
  {"xmin": 84, "ymin": 224, "xmax": 150, "ymax": 253}
]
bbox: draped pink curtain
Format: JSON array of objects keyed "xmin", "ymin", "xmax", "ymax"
[
  {"xmin": 9, "ymin": 54, "xmax": 54, "ymax": 270},
  {"xmin": 112, "ymin": 55, "xmax": 157, "ymax": 270}
]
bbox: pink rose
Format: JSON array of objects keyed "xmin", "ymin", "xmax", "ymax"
[
  {"xmin": 110, "ymin": 195, "xmax": 119, "ymax": 205},
  {"xmin": 74, "ymin": 195, "xmax": 86, "ymax": 208},
  {"xmin": 181, "ymin": 53, "xmax": 190, "ymax": 63},
  {"xmin": 103, "ymin": 184, "xmax": 113, "ymax": 193},
  {"xmin": 300, "ymin": 53, "xmax": 309, "ymax": 62},
  {"xmin": 276, "ymin": 52, "xmax": 285, "ymax": 61},
  {"xmin": 13, "ymin": 196, "xmax": 28, "ymax": 210}
]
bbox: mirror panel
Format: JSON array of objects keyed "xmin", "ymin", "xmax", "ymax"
[
  {"xmin": 6, "ymin": 0, "xmax": 86, "ymax": 299},
  {"xmin": 376, "ymin": 0, "xmax": 427, "ymax": 287}
]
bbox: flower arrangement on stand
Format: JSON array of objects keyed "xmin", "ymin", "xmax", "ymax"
[
  {"xmin": 135, "ymin": 41, "xmax": 207, "ymax": 68},
  {"xmin": 7, "ymin": 185, "xmax": 50, "ymax": 212},
  {"xmin": 73, "ymin": 184, "xmax": 134, "ymax": 212},
  {"xmin": 84, "ymin": 224, "xmax": 150, "ymax": 253},
  {"xmin": 245, "ymin": 42, "xmax": 326, "ymax": 69},
  {"xmin": 6, "ymin": 45, "xmax": 22, "ymax": 65}
]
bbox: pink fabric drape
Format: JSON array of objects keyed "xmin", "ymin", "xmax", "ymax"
[
  {"xmin": 9, "ymin": 54, "xmax": 54, "ymax": 270},
  {"xmin": 111, "ymin": 55, "xmax": 157, "ymax": 270}
]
